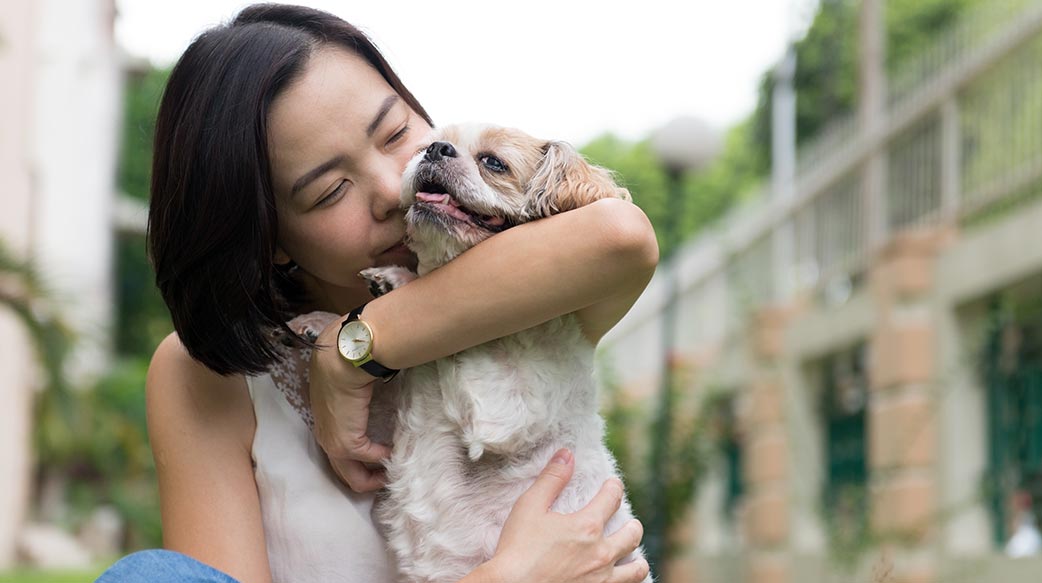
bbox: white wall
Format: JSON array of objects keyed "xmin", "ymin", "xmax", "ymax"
[
  {"xmin": 31, "ymin": 0, "xmax": 121, "ymax": 377},
  {"xmin": 0, "ymin": 1, "xmax": 41, "ymax": 568},
  {"xmin": 0, "ymin": 0, "xmax": 120, "ymax": 567}
]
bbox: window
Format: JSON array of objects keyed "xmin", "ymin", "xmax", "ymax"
[
  {"xmin": 983, "ymin": 298, "xmax": 1042, "ymax": 546},
  {"xmin": 819, "ymin": 343, "xmax": 870, "ymax": 543}
]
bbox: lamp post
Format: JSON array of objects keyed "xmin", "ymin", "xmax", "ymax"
[{"xmin": 646, "ymin": 117, "xmax": 719, "ymax": 574}]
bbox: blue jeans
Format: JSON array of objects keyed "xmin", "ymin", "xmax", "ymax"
[{"xmin": 95, "ymin": 549, "xmax": 240, "ymax": 583}]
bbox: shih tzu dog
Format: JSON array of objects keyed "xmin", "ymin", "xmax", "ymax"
[{"xmin": 361, "ymin": 124, "xmax": 652, "ymax": 583}]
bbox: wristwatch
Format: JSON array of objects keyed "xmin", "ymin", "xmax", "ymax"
[{"xmin": 336, "ymin": 303, "xmax": 399, "ymax": 381}]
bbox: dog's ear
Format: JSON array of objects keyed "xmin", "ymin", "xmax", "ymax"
[{"xmin": 524, "ymin": 141, "xmax": 631, "ymax": 218}]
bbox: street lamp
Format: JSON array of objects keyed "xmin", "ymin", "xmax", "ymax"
[{"xmin": 645, "ymin": 116, "xmax": 719, "ymax": 575}]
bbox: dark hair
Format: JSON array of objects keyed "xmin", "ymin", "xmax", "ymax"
[{"xmin": 148, "ymin": 4, "xmax": 433, "ymax": 375}]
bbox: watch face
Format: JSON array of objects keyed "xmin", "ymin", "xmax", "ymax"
[{"xmin": 337, "ymin": 321, "xmax": 373, "ymax": 361}]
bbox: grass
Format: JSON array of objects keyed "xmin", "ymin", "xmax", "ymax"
[{"xmin": 0, "ymin": 565, "xmax": 108, "ymax": 583}]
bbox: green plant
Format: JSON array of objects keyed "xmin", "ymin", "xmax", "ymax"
[
  {"xmin": 0, "ymin": 242, "xmax": 78, "ymax": 461},
  {"xmin": 0, "ymin": 240, "xmax": 160, "ymax": 550},
  {"xmin": 599, "ymin": 354, "xmax": 734, "ymax": 560}
]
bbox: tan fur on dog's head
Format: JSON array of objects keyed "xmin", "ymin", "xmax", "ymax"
[
  {"xmin": 401, "ymin": 123, "xmax": 631, "ymax": 274},
  {"xmin": 524, "ymin": 140, "xmax": 631, "ymax": 217}
]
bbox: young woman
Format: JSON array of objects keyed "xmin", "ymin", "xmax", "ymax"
[{"xmin": 101, "ymin": 4, "xmax": 658, "ymax": 582}]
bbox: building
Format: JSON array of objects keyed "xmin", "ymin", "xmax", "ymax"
[
  {"xmin": 0, "ymin": 0, "xmax": 121, "ymax": 567},
  {"xmin": 602, "ymin": 2, "xmax": 1042, "ymax": 581}
]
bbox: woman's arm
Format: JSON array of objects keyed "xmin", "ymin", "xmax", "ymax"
[
  {"xmin": 310, "ymin": 198, "xmax": 657, "ymax": 490},
  {"xmin": 147, "ymin": 333, "xmax": 272, "ymax": 583},
  {"xmin": 366, "ymin": 197, "xmax": 658, "ymax": 367}
]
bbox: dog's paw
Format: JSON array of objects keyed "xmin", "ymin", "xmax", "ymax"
[{"xmin": 359, "ymin": 266, "xmax": 418, "ymax": 297}]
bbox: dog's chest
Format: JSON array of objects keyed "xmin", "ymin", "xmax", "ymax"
[{"xmin": 395, "ymin": 314, "xmax": 598, "ymax": 442}]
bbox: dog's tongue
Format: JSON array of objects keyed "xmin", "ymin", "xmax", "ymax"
[
  {"xmin": 416, "ymin": 192, "xmax": 455, "ymax": 206},
  {"xmin": 415, "ymin": 191, "xmax": 506, "ymax": 229}
]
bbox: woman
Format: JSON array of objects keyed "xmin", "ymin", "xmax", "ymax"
[{"xmin": 101, "ymin": 4, "xmax": 657, "ymax": 582}]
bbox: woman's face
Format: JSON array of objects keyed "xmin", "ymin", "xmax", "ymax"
[{"xmin": 267, "ymin": 45, "xmax": 432, "ymax": 310}]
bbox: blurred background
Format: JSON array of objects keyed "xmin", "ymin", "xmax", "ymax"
[{"xmin": 3, "ymin": 0, "xmax": 1042, "ymax": 581}]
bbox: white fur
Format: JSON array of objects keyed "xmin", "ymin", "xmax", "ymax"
[{"xmin": 369, "ymin": 124, "xmax": 651, "ymax": 583}]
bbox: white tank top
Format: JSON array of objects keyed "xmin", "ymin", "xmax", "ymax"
[{"xmin": 246, "ymin": 370, "xmax": 398, "ymax": 583}]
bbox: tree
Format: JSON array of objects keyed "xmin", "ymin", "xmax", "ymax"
[
  {"xmin": 114, "ymin": 66, "xmax": 173, "ymax": 358},
  {"xmin": 581, "ymin": 120, "xmax": 766, "ymax": 259},
  {"xmin": 751, "ymin": 0, "xmax": 987, "ymax": 167}
]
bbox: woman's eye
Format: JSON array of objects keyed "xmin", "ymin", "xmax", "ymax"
[
  {"xmin": 387, "ymin": 125, "xmax": 410, "ymax": 146},
  {"xmin": 480, "ymin": 155, "xmax": 508, "ymax": 173},
  {"xmin": 316, "ymin": 180, "xmax": 349, "ymax": 208}
]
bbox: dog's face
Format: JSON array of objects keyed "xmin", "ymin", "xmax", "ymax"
[{"xmin": 400, "ymin": 124, "xmax": 631, "ymax": 273}]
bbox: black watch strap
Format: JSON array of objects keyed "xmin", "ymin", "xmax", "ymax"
[{"xmin": 345, "ymin": 303, "xmax": 399, "ymax": 381}]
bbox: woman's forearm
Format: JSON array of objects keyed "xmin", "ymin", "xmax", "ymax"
[
  {"xmin": 363, "ymin": 198, "xmax": 658, "ymax": 369},
  {"xmin": 458, "ymin": 560, "xmax": 506, "ymax": 583}
]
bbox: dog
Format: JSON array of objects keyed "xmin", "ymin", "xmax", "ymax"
[{"xmin": 361, "ymin": 123, "xmax": 652, "ymax": 583}]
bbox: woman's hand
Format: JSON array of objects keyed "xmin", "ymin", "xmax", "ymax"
[
  {"xmin": 309, "ymin": 317, "xmax": 390, "ymax": 492},
  {"xmin": 477, "ymin": 449, "xmax": 650, "ymax": 583}
]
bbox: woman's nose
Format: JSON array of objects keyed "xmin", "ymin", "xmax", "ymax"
[{"xmin": 372, "ymin": 170, "xmax": 401, "ymax": 220}]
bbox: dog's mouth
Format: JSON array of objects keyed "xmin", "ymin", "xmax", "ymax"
[{"xmin": 413, "ymin": 179, "xmax": 514, "ymax": 234}]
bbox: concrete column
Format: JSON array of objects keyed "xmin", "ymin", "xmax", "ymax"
[
  {"xmin": 0, "ymin": 1, "xmax": 39, "ymax": 568},
  {"xmin": 939, "ymin": 98, "xmax": 962, "ymax": 221},
  {"xmin": 739, "ymin": 304, "xmax": 802, "ymax": 583},
  {"xmin": 31, "ymin": 0, "xmax": 120, "ymax": 379},
  {"xmin": 859, "ymin": 0, "xmax": 889, "ymax": 251},
  {"xmin": 867, "ymin": 228, "xmax": 953, "ymax": 583}
]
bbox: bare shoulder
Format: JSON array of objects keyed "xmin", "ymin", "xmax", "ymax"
[
  {"xmin": 147, "ymin": 332, "xmax": 255, "ymax": 454},
  {"xmin": 146, "ymin": 333, "xmax": 271, "ymax": 581}
]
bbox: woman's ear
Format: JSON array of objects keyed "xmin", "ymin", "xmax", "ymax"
[
  {"xmin": 274, "ymin": 246, "xmax": 293, "ymax": 267},
  {"xmin": 523, "ymin": 141, "xmax": 632, "ymax": 218}
]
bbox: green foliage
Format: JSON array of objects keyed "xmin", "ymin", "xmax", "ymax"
[
  {"xmin": 682, "ymin": 119, "xmax": 768, "ymax": 235},
  {"xmin": 114, "ymin": 232, "xmax": 173, "ymax": 358},
  {"xmin": 37, "ymin": 358, "xmax": 160, "ymax": 550},
  {"xmin": 581, "ymin": 121, "xmax": 765, "ymax": 258},
  {"xmin": 0, "ymin": 240, "xmax": 159, "ymax": 548},
  {"xmin": 0, "ymin": 242, "xmax": 77, "ymax": 464},
  {"xmin": 118, "ymin": 67, "xmax": 169, "ymax": 203},
  {"xmin": 582, "ymin": 134, "xmax": 670, "ymax": 250},
  {"xmin": 115, "ymin": 66, "xmax": 173, "ymax": 358},
  {"xmin": 0, "ymin": 566, "xmax": 108, "ymax": 583},
  {"xmin": 599, "ymin": 355, "xmax": 734, "ymax": 558},
  {"xmin": 752, "ymin": 0, "xmax": 985, "ymax": 167},
  {"xmin": 886, "ymin": 0, "xmax": 982, "ymax": 73}
]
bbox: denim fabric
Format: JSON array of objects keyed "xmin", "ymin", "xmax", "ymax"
[{"xmin": 95, "ymin": 549, "xmax": 241, "ymax": 583}]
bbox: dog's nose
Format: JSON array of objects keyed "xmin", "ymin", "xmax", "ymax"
[{"xmin": 425, "ymin": 141, "xmax": 458, "ymax": 162}]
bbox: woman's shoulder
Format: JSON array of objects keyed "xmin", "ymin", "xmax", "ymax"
[{"xmin": 146, "ymin": 332, "xmax": 255, "ymax": 454}]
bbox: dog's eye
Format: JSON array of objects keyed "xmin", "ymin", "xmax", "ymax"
[{"xmin": 479, "ymin": 155, "xmax": 508, "ymax": 174}]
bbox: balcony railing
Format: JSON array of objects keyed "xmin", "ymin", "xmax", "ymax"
[{"xmin": 629, "ymin": 1, "xmax": 1042, "ymax": 347}]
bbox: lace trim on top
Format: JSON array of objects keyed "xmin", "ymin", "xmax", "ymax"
[{"xmin": 267, "ymin": 311, "xmax": 340, "ymax": 430}]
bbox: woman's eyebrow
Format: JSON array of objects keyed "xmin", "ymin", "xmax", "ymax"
[
  {"xmin": 291, "ymin": 155, "xmax": 345, "ymax": 197},
  {"xmin": 366, "ymin": 94, "xmax": 400, "ymax": 137},
  {"xmin": 290, "ymin": 95, "xmax": 400, "ymax": 197}
]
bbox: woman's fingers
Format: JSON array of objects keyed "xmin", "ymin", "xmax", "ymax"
[
  {"xmin": 608, "ymin": 558, "xmax": 651, "ymax": 583},
  {"xmin": 579, "ymin": 477, "xmax": 625, "ymax": 526},
  {"xmin": 322, "ymin": 432, "xmax": 392, "ymax": 465},
  {"xmin": 516, "ymin": 449, "xmax": 574, "ymax": 511},
  {"xmin": 329, "ymin": 458, "xmax": 387, "ymax": 492},
  {"xmin": 606, "ymin": 519, "xmax": 644, "ymax": 562}
]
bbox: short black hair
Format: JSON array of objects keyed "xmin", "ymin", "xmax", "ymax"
[{"xmin": 147, "ymin": 4, "xmax": 433, "ymax": 375}]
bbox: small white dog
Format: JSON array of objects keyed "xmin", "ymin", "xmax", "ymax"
[{"xmin": 362, "ymin": 124, "xmax": 652, "ymax": 583}]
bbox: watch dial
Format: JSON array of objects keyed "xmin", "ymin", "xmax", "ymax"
[{"xmin": 338, "ymin": 321, "xmax": 372, "ymax": 361}]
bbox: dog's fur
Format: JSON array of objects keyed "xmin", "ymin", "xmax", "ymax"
[{"xmin": 364, "ymin": 124, "xmax": 651, "ymax": 583}]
